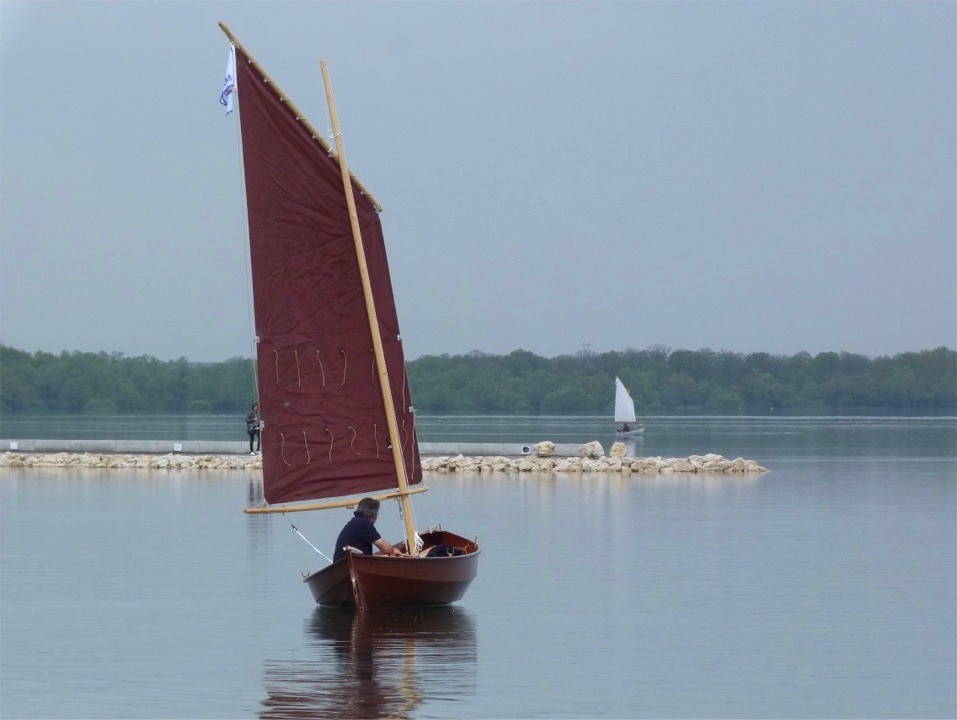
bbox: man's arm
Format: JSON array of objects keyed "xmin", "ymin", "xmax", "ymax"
[{"xmin": 374, "ymin": 538, "xmax": 404, "ymax": 556}]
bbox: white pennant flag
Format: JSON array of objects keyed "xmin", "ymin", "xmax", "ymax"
[{"xmin": 219, "ymin": 45, "xmax": 236, "ymax": 114}]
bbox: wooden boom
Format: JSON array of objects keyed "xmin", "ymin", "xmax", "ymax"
[{"xmin": 244, "ymin": 485, "xmax": 429, "ymax": 515}]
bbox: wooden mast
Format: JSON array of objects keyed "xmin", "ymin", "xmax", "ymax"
[{"xmin": 320, "ymin": 60, "xmax": 419, "ymax": 553}]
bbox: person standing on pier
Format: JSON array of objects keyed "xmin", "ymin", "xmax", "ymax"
[{"xmin": 246, "ymin": 403, "xmax": 261, "ymax": 455}]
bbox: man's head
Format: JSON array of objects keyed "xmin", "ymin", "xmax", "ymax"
[{"xmin": 354, "ymin": 497, "xmax": 380, "ymax": 520}]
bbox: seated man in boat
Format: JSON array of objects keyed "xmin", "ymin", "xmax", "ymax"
[
  {"xmin": 620, "ymin": 423, "xmax": 631, "ymax": 432},
  {"xmin": 332, "ymin": 497, "xmax": 404, "ymax": 561}
]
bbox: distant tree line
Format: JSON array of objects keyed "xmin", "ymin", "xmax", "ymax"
[
  {"xmin": 408, "ymin": 346, "xmax": 956, "ymax": 415},
  {"xmin": 1, "ymin": 344, "xmax": 954, "ymax": 416},
  {"xmin": 0, "ymin": 347, "xmax": 257, "ymax": 415}
]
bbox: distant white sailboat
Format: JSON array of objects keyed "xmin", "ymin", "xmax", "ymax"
[{"xmin": 614, "ymin": 377, "xmax": 644, "ymax": 436}]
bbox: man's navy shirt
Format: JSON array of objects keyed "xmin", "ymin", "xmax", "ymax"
[{"xmin": 332, "ymin": 515, "xmax": 381, "ymax": 561}]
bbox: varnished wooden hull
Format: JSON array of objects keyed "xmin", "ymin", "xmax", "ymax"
[{"xmin": 303, "ymin": 529, "xmax": 480, "ymax": 610}]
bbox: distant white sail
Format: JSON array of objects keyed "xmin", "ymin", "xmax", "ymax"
[{"xmin": 614, "ymin": 377, "xmax": 637, "ymax": 423}]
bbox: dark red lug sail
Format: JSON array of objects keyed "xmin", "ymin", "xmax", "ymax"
[{"xmin": 234, "ymin": 50, "xmax": 421, "ymax": 504}]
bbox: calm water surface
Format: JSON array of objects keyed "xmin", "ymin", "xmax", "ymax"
[{"xmin": 1, "ymin": 418, "xmax": 955, "ymax": 718}]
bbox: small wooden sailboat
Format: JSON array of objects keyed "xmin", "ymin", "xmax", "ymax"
[
  {"xmin": 219, "ymin": 23, "xmax": 479, "ymax": 609},
  {"xmin": 614, "ymin": 376, "xmax": 644, "ymax": 436}
]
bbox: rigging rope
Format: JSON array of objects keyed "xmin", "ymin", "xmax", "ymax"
[
  {"xmin": 316, "ymin": 351, "xmax": 326, "ymax": 386},
  {"xmin": 284, "ymin": 512, "xmax": 332, "ymax": 564}
]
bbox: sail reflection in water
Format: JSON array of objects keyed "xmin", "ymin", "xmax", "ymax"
[{"xmin": 260, "ymin": 607, "xmax": 477, "ymax": 719}]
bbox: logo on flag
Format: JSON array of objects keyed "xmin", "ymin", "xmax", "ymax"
[{"xmin": 220, "ymin": 45, "xmax": 236, "ymax": 114}]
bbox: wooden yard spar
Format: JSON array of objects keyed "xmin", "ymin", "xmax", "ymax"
[{"xmin": 217, "ymin": 23, "xmax": 381, "ymax": 211}]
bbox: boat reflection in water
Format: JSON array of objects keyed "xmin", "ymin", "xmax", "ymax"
[{"xmin": 260, "ymin": 606, "xmax": 477, "ymax": 719}]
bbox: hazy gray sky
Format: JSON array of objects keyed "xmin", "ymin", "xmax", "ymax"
[{"xmin": 1, "ymin": 1, "xmax": 954, "ymax": 362}]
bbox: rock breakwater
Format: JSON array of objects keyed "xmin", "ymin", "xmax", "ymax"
[
  {"xmin": 421, "ymin": 453, "xmax": 766, "ymax": 475},
  {"xmin": 0, "ymin": 440, "xmax": 767, "ymax": 475},
  {"xmin": 0, "ymin": 452, "xmax": 261, "ymax": 471}
]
